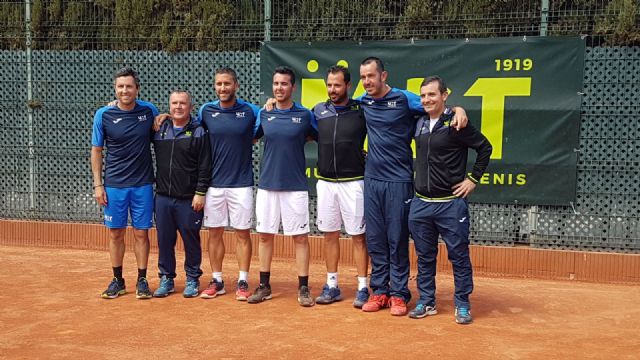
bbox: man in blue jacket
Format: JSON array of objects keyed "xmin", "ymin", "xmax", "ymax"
[
  {"xmin": 408, "ymin": 76, "xmax": 491, "ymax": 324},
  {"xmin": 152, "ymin": 90, "xmax": 211, "ymax": 298}
]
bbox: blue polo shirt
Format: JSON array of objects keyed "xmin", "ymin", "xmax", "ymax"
[
  {"xmin": 357, "ymin": 88, "xmax": 424, "ymax": 182},
  {"xmin": 257, "ymin": 103, "xmax": 317, "ymax": 191},
  {"xmin": 198, "ymin": 99, "xmax": 261, "ymax": 187},
  {"xmin": 91, "ymin": 100, "xmax": 159, "ymax": 187}
]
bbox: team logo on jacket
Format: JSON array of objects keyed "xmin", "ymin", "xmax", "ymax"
[
  {"xmin": 292, "ymin": 117, "xmax": 302, "ymax": 123},
  {"xmin": 387, "ymin": 101, "xmax": 397, "ymax": 108},
  {"xmin": 138, "ymin": 115, "xmax": 147, "ymax": 122},
  {"xmin": 236, "ymin": 112, "xmax": 245, "ymax": 118}
]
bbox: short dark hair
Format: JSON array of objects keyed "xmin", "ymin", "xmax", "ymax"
[
  {"xmin": 215, "ymin": 66, "xmax": 238, "ymax": 83},
  {"xmin": 360, "ymin": 57, "xmax": 384, "ymax": 73},
  {"xmin": 113, "ymin": 67, "xmax": 140, "ymax": 88},
  {"xmin": 327, "ymin": 65, "xmax": 350, "ymax": 84},
  {"xmin": 421, "ymin": 75, "xmax": 447, "ymax": 94},
  {"xmin": 169, "ymin": 89, "xmax": 193, "ymax": 105},
  {"xmin": 273, "ymin": 66, "xmax": 296, "ymax": 85}
]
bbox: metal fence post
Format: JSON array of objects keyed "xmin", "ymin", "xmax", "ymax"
[
  {"xmin": 25, "ymin": 0, "xmax": 36, "ymax": 211},
  {"xmin": 540, "ymin": 0, "xmax": 549, "ymax": 36},
  {"xmin": 264, "ymin": 0, "xmax": 271, "ymax": 42},
  {"xmin": 527, "ymin": 0, "xmax": 550, "ymax": 242}
]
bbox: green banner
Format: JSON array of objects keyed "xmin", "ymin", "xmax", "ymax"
[{"xmin": 260, "ymin": 37, "xmax": 585, "ymax": 205}]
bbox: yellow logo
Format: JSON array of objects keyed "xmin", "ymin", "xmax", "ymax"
[{"xmin": 298, "ymin": 58, "xmax": 532, "ymax": 160}]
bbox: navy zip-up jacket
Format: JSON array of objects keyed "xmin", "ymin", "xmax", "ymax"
[
  {"xmin": 313, "ymin": 99, "xmax": 366, "ymax": 181},
  {"xmin": 414, "ymin": 111, "xmax": 492, "ymax": 200},
  {"xmin": 153, "ymin": 117, "xmax": 212, "ymax": 199}
]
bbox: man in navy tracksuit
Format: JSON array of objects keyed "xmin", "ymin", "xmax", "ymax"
[
  {"xmin": 358, "ymin": 57, "xmax": 468, "ymax": 316},
  {"xmin": 152, "ymin": 90, "xmax": 212, "ymax": 298},
  {"xmin": 408, "ymin": 76, "xmax": 492, "ymax": 324}
]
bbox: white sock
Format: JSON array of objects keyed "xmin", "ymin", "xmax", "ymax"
[
  {"xmin": 357, "ymin": 276, "xmax": 367, "ymax": 291},
  {"xmin": 213, "ymin": 272, "xmax": 223, "ymax": 282},
  {"xmin": 327, "ymin": 272, "xmax": 338, "ymax": 288},
  {"xmin": 238, "ymin": 271, "xmax": 249, "ymax": 282}
]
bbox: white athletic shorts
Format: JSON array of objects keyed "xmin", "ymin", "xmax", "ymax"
[
  {"xmin": 316, "ymin": 180, "xmax": 366, "ymax": 235},
  {"xmin": 255, "ymin": 189, "xmax": 309, "ymax": 236},
  {"xmin": 203, "ymin": 186, "xmax": 254, "ymax": 229}
]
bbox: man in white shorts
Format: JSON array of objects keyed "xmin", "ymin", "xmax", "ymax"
[
  {"xmin": 311, "ymin": 65, "xmax": 370, "ymax": 308},
  {"xmin": 247, "ymin": 66, "xmax": 318, "ymax": 307},
  {"xmin": 198, "ymin": 67, "xmax": 261, "ymax": 300}
]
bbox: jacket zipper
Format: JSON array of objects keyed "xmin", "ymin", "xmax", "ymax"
[
  {"xmin": 332, "ymin": 109, "xmax": 339, "ymax": 179},
  {"xmin": 168, "ymin": 128, "xmax": 176, "ymax": 197},
  {"xmin": 426, "ymin": 126, "xmax": 432, "ymax": 195}
]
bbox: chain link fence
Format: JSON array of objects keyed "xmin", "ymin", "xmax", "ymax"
[{"xmin": 1, "ymin": 0, "xmax": 638, "ymax": 252}]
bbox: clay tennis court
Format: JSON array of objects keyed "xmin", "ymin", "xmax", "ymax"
[{"xmin": 1, "ymin": 244, "xmax": 638, "ymax": 359}]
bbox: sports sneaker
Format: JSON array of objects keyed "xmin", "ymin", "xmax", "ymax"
[
  {"xmin": 352, "ymin": 288, "xmax": 370, "ymax": 309},
  {"xmin": 362, "ymin": 293, "xmax": 389, "ymax": 312},
  {"xmin": 247, "ymin": 284, "xmax": 272, "ymax": 304},
  {"xmin": 389, "ymin": 296, "xmax": 408, "ymax": 316},
  {"xmin": 315, "ymin": 284, "xmax": 342, "ymax": 305},
  {"xmin": 135, "ymin": 277, "xmax": 153, "ymax": 299},
  {"xmin": 153, "ymin": 276, "xmax": 175, "ymax": 298},
  {"xmin": 183, "ymin": 278, "xmax": 199, "ymax": 298},
  {"xmin": 235, "ymin": 280, "xmax": 251, "ymax": 301},
  {"xmin": 455, "ymin": 306, "xmax": 473, "ymax": 325},
  {"xmin": 298, "ymin": 285, "xmax": 315, "ymax": 307},
  {"xmin": 200, "ymin": 279, "xmax": 226, "ymax": 299},
  {"xmin": 409, "ymin": 303, "xmax": 438, "ymax": 319},
  {"xmin": 101, "ymin": 277, "xmax": 126, "ymax": 299}
]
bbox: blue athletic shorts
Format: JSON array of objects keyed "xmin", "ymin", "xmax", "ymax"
[{"xmin": 103, "ymin": 184, "xmax": 154, "ymax": 229}]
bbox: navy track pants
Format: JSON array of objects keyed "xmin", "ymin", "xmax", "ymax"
[
  {"xmin": 155, "ymin": 194, "xmax": 203, "ymax": 280},
  {"xmin": 364, "ymin": 178, "xmax": 413, "ymax": 301},
  {"xmin": 408, "ymin": 197, "xmax": 473, "ymax": 308}
]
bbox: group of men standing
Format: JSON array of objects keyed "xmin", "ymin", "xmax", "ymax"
[{"xmin": 91, "ymin": 57, "xmax": 491, "ymax": 324}]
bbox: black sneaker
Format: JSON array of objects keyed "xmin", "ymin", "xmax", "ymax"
[
  {"xmin": 101, "ymin": 277, "xmax": 126, "ymax": 299},
  {"xmin": 136, "ymin": 277, "xmax": 153, "ymax": 299},
  {"xmin": 298, "ymin": 285, "xmax": 315, "ymax": 307},
  {"xmin": 247, "ymin": 284, "xmax": 272, "ymax": 304}
]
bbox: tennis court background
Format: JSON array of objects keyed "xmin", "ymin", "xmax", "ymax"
[{"xmin": 0, "ymin": 0, "xmax": 637, "ymax": 252}]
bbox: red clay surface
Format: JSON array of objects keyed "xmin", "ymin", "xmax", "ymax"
[{"xmin": 1, "ymin": 245, "xmax": 639, "ymax": 359}]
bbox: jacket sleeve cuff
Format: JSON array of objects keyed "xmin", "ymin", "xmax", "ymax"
[
  {"xmin": 467, "ymin": 174, "xmax": 480, "ymax": 184},
  {"xmin": 195, "ymin": 191, "xmax": 207, "ymax": 196}
]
